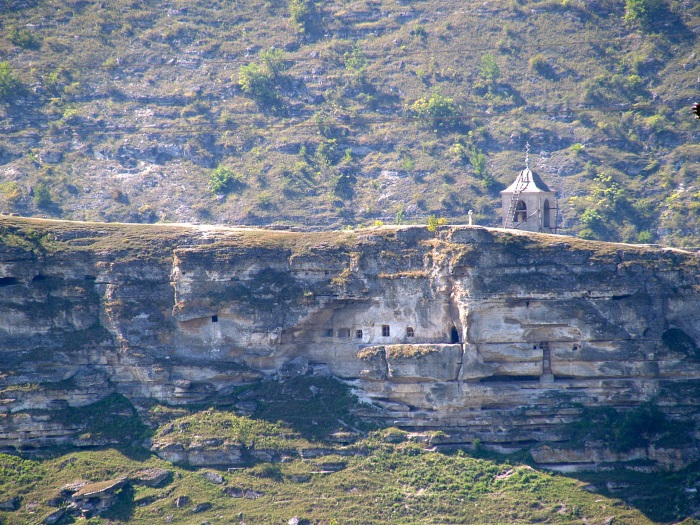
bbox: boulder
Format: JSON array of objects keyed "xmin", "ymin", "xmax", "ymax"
[
  {"xmin": 0, "ymin": 496, "xmax": 20, "ymax": 511},
  {"xmin": 132, "ymin": 468, "xmax": 170, "ymax": 487},
  {"xmin": 202, "ymin": 471, "xmax": 224, "ymax": 485},
  {"xmin": 175, "ymin": 495, "xmax": 190, "ymax": 508},
  {"xmin": 43, "ymin": 508, "xmax": 66, "ymax": 524},
  {"xmin": 192, "ymin": 502, "xmax": 212, "ymax": 513}
]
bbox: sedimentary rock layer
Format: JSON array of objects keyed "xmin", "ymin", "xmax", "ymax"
[{"xmin": 0, "ymin": 216, "xmax": 699, "ymax": 464}]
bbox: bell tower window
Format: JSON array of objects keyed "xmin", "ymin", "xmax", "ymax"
[{"xmin": 514, "ymin": 201, "xmax": 527, "ymax": 223}]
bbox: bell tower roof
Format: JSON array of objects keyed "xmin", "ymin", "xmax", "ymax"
[{"xmin": 501, "ymin": 168, "xmax": 552, "ymax": 194}]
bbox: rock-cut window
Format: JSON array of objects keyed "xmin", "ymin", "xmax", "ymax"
[
  {"xmin": 382, "ymin": 325, "xmax": 390, "ymax": 337},
  {"xmin": 406, "ymin": 327, "xmax": 415, "ymax": 338},
  {"xmin": 212, "ymin": 315, "xmax": 218, "ymax": 323},
  {"xmin": 338, "ymin": 328, "xmax": 351, "ymax": 338},
  {"xmin": 356, "ymin": 329, "xmax": 363, "ymax": 339}
]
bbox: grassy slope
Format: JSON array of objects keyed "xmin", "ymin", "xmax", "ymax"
[
  {"xmin": 0, "ymin": 447, "xmax": 679, "ymax": 525},
  {"xmin": 1, "ymin": 377, "xmax": 700, "ymax": 524},
  {"xmin": 0, "ymin": 0, "xmax": 699, "ymax": 245},
  {"xmin": 1, "ymin": 425, "xmax": 700, "ymax": 524}
]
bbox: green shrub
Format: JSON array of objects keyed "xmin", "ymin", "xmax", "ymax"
[
  {"xmin": 260, "ymin": 47, "xmax": 286, "ymax": 76},
  {"xmin": 8, "ymin": 26, "xmax": 39, "ymax": 49},
  {"xmin": 468, "ymin": 147, "xmax": 486, "ymax": 177},
  {"xmin": 288, "ymin": 0, "xmax": 313, "ymax": 33},
  {"xmin": 238, "ymin": 62, "xmax": 277, "ymax": 103},
  {"xmin": 624, "ymin": 0, "xmax": 662, "ymax": 26},
  {"xmin": 209, "ymin": 165, "xmax": 243, "ymax": 194},
  {"xmin": 0, "ymin": 62, "xmax": 21, "ymax": 101},
  {"xmin": 479, "ymin": 53, "xmax": 500, "ymax": 85},
  {"xmin": 33, "ymin": 183, "xmax": 52, "ymax": 208},
  {"xmin": 580, "ymin": 208, "xmax": 604, "ymax": 230},
  {"xmin": 413, "ymin": 24, "xmax": 427, "ymax": 40},
  {"xmin": 427, "ymin": 215, "xmax": 440, "ymax": 232},
  {"xmin": 449, "ymin": 142, "xmax": 468, "ymax": 161},
  {"xmin": 570, "ymin": 143, "xmax": 585, "ymax": 154},
  {"xmin": 238, "ymin": 49, "xmax": 287, "ymax": 106},
  {"xmin": 409, "ymin": 91, "xmax": 458, "ymax": 130},
  {"xmin": 529, "ymin": 54, "xmax": 548, "ymax": 74},
  {"xmin": 256, "ymin": 191, "xmax": 273, "ymax": 208},
  {"xmin": 316, "ymin": 138, "xmax": 337, "ymax": 166},
  {"xmin": 330, "ymin": 171, "xmax": 355, "ymax": 199},
  {"xmin": 102, "ymin": 57, "xmax": 119, "ymax": 70},
  {"xmin": 637, "ymin": 230, "xmax": 653, "ymax": 243},
  {"xmin": 0, "ymin": 181, "xmax": 22, "ymax": 202},
  {"xmin": 344, "ymin": 44, "xmax": 366, "ymax": 73}
]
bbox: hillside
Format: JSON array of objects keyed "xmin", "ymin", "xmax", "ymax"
[
  {"xmin": 2, "ymin": 411, "xmax": 700, "ymax": 524},
  {"xmin": 1, "ymin": 0, "xmax": 700, "ymax": 244}
]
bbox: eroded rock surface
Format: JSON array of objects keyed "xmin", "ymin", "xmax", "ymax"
[{"xmin": 1, "ymin": 217, "xmax": 699, "ymax": 469}]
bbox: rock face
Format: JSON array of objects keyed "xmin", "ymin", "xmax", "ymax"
[{"xmin": 1, "ymin": 217, "xmax": 699, "ymax": 467}]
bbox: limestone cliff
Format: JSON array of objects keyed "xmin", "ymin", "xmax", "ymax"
[{"xmin": 1, "ymin": 217, "xmax": 699, "ymax": 469}]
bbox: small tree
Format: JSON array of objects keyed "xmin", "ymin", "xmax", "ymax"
[
  {"xmin": 33, "ymin": 183, "xmax": 52, "ymax": 208},
  {"xmin": 468, "ymin": 146, "xmax": 495, "ymax": 188},
  {"xmin": 479, "ymin": 54, "xmax": 500, "ymax": 86},
  {"xmin": 330, "ymin": 171, "xmax": 354, "ymax": 199},
  {"xmin": 238, "ymin": 63, "xmax": 276, "ymax": 103},
  {"xmin": 288, "ymin": 0, "xmax": 313, "ymax": 33},
  {"xmin": 8, "ymin": 26, "xmax": 39, "ymax": 49},
  {"xmin": 624, "ymin": 0, "xmax": 662, "ymax": 27},
  {"xmin": 260, "ymin": 48, "xmax": 285, "ymax": 76},
  {"xmin": 409, "ymin": 91, "xmax": 458, "ymax": 130},
  {"xmin": 344, "ymin": 44, "xmax": 367, "ymax": 74},
  {"xmin": 209, "ymin": 165, "xmax": 243, "ymax": 194},
  {"xmin": 238, "ymin": 49, "xmax": 287, "ymax": 106},
  {"xmin": 0, "ymin": 62, "xmax": 21, "ymax": 101},
  {"xmin": 427, "ymin": 215, "xmax": 439, "ymax": 232}
]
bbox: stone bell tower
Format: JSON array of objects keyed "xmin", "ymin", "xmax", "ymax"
[{"xmin": 501, "ymin": 144, "xmax": 557, "ymax": 233}]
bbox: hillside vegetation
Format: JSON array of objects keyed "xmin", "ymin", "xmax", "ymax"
[
  {"xmin": 1, "ymin": 378, "xmax": 699, "ymax": 524},
  {"xmin": 1, "ymin": 0, "xmax": 700, "ymax": 245}
]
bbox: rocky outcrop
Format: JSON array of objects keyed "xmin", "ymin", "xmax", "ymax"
[
  {"xmin": 0, "ymin": 217, "xmax": 699, "ymax": 470},
  {"xmin": 150, "ymin": 441, "xmax": 244, "ymax": 467}
]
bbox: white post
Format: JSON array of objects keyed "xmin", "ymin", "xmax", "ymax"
[{"xmin": 468, "ymin": 210, "xmax": 473, "ymax": 226}]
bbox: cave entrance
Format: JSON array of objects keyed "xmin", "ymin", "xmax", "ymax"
[
  {"xmin": 0, "ymin": 277, "xmax": 18, "ymax": 287},
  {"xmin": 450, "ymin": 326, "xmax": 459, "ymax": 344}
]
